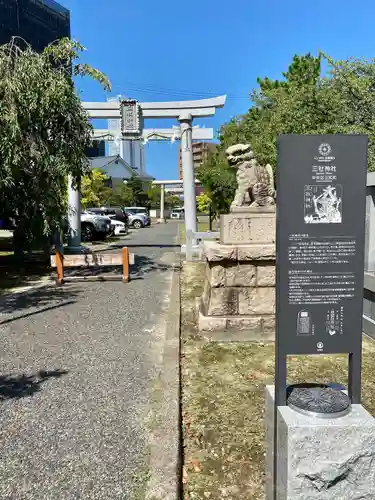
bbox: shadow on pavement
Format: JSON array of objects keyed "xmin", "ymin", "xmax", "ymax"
[
  {"xmin": 0, "ymin": 300, "xmax": 77, "ymax": 325},
  {"xmin": 0, "ymin": 260, "xmax": 52, "ymax": 292},
  {"xmin": 103, "ymin": 243, "xmax": 180, "ymax": 250},
  {"xmin": 124, "ymin": 244, "xmax": 180, "ymax": 249},
  {"xmin": 0, "ymin": 369, "xmax": 68, "ymax": 401},
  {"xmin": 131, "ymin": 255, "xmax": 178, "ymax": 279},
  {"xmin": 0, "ymin": 285, "xmax": 80, "ymax": 320},
  {"xmin": 60, "ymin": 255, "xmax": 178, "ymax": 280},
  {"xmin": 63, "ymin": 266, "xmax": 123, "ymax": 277}
]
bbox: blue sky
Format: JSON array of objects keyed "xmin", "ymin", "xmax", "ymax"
[{"xmin": 59, "ymin": 0, "xmax": 374, "ymax": 180}]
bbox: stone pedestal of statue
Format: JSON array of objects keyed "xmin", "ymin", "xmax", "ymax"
[
  {"xmin": 197, "ymin": 143, "xmax": 277, "ymax": 339},
  {"xmin": 197, "ymin": 207, "xmax": 276, "ymax": 340},
  {"xmin": 220, "ymin": 206, "xmax": 276, "ymax": 244}
]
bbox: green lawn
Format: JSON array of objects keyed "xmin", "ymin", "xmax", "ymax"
[
  {"xmin": 181, "ymin": 262, "xmax": 375, "ymax": 500},
  {"xmin": 178, "ymin": 221, "xmax": 210, "ymax": 244}
]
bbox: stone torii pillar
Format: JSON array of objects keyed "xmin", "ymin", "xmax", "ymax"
[
  {"xmin": 158, "ymin": 183, "xmax": 165, "ymax": 222},
  {"xmin": 179, "ymin": 114, "xmax": 197, "ymax": 243},
  {"xmin": 67, "ymin": 175, "xmax": 82, "ymax": 250}
]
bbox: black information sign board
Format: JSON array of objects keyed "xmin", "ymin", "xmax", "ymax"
[{"xmin": 275, "ymin": 135, "xmax": 368, "ymax": 406}]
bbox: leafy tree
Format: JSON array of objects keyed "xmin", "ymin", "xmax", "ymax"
[
  {"xmin": 81, "ymin": 169, "xmax": 112, "ymax": 209},
  {"xmin": 0, "ymin": 37, "xmax": 110, "ymax": 256},
  {"xmin": 196, "ymin": 152, "xmax": 236, "ymax": 216},
  {"xmin": 320, "ymin": 53, "xmax": 375, "ymax": 170},
  {"xmin": 258, "ymin": 53, "xmax": 375, "ymax": 170},
  {"xmin": 280, "ymin": 53, "xmax": 321, "ymax": 86},
  {"xmin": 196, "ymin": 192, "xmax": 212, "ymax": 213},
  {"xmin": 107, "ymin": 182, "xmax": 133, "ymax": 207},
  {"xmin": 147, "ymin": 185, "xmax": 162, "ymax": 209},
  {"xmin": 126, "ymin": 176, "xmax": 149, "ymax": 205},
  {"xmin": 165, "ymin": 193, "xmax": 181, "ymax": 208},
  {"xmin": 227, "ymin": 53, "xmax": 323, "ymax": 169},
  {"xmin": 199, "ymin": 51, "xmax": 375, "ymax": 213},
  {"xmin": 145, "ymin": 186, "xmax": 181, "ymax": 210}
]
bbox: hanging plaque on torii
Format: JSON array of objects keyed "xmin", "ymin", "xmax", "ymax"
[{"xmin": 120, "ymin": 99, "xmax": 143, "ymax": 139}]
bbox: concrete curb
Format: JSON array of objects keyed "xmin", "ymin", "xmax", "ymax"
[{"xmin": 146, "ymin": 251, "xmax": 181, "ymax": 500}]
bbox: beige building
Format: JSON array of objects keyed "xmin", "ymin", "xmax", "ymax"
[{"xmin": 178, "ymin": 141, "xmax": 216, "ymax": 179}]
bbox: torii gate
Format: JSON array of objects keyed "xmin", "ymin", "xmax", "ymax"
[
  {"xmin": 67, "ymin": 95, "xmax": 226, "ymax": 249},
  {"xmin": 152, "ymin": 179, "xmax": 201, "ymax": 220}
]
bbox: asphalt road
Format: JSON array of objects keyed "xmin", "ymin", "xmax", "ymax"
[{"xmin": 0, "ymin": 222, "xmax": 180, "ymax": 500}]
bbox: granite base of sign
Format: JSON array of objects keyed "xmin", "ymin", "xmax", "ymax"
[
  {"xmin": 198, "ymin": 211, "xmax": 276, "ymax": 339},
  {"xmin": 265, "ymin": 385, "xmax": 375, "ymax": 500}
]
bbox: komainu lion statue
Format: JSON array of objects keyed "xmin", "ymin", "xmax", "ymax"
[{"xmin": 226, "ymin": 144, "xmax": 275, "ymax": 211}]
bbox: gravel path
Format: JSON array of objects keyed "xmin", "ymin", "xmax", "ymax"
[{"xmin": 0, "ymin": 222, "xmax": 180, "ymax": 499}]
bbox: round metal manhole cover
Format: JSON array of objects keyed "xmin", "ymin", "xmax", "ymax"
[{"xmin": 286, "ymin": 383, "xmax": 351, "ymax": 418}]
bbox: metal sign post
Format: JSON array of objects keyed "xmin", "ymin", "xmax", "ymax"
[{"xmin": 274, "ymin": 134, "xmax": 368, "ymax": 499}]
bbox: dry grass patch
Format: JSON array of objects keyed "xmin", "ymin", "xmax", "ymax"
[{"xmin": 181, "ymin": 262, "xmax": 375, "ymax": 500}]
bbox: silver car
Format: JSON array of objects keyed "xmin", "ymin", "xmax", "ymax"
[
  {"xmin": 80, "ymin": 211, "xmax": 112, "ymax": 241},
  {"xmin": 125, "ymin": 210, "xmax": 151, "ymax": 229},
  {"xmin": 123, "ymin": 206, "xmax": 149, "ymax": 215}
]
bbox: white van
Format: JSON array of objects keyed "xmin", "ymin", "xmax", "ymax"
[{"xmin": 170, "ymin": 208, "xmax": 185, "ymax": 220}]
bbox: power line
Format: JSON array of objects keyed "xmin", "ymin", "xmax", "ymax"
[
  {"xmin": 110, "ymin": 81, "xmax": 250, "ymax": 101},
  {"xmin": 121, "ymin": 86, "xmax": 250, "ymax": 100}
]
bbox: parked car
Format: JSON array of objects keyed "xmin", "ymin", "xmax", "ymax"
[
  {"xmin": 87, "ymin": 207, "xmax": 129, "ymax": 236},
  {"xmin": 170, "ymin": 207, "xmax": 185, "ymax": 220},
  {"xmin": 81, "ymin": 211, "xmax": 112, "ymax": 241},
  {"xmin": 88, "ymin": 207, "xmax": 128, "ymax": 223},
  {"xmin": 123, "ymin": 206, "xmax": 149, "ymax": 215},
  {"xmin": 125, "ymin": 210, "xmax": 151, "ymax": 229},
  {"xmin": 107, "ymin": 218, "xmax": 127, "ymax": 236}
]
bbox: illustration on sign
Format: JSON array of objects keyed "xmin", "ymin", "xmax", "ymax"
[
  {"xmin": 325, "ymin": 307, "xmax": 343, "ymax": 336},
  {"xmin": 304, "ymin": 184, "xmax": 342, "ymax": 224},
  {"xmin": 297, "ymin": 310, "xmax": 312, "ymax": 336}
]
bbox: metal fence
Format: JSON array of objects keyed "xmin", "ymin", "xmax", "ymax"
[
  {"xmin": 363, "ymin": 173, "xmax": 375, "ymax": 337},
  {"xmin": 185, "ymin": 230, "xmax": 219, "ymax": 261}
]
